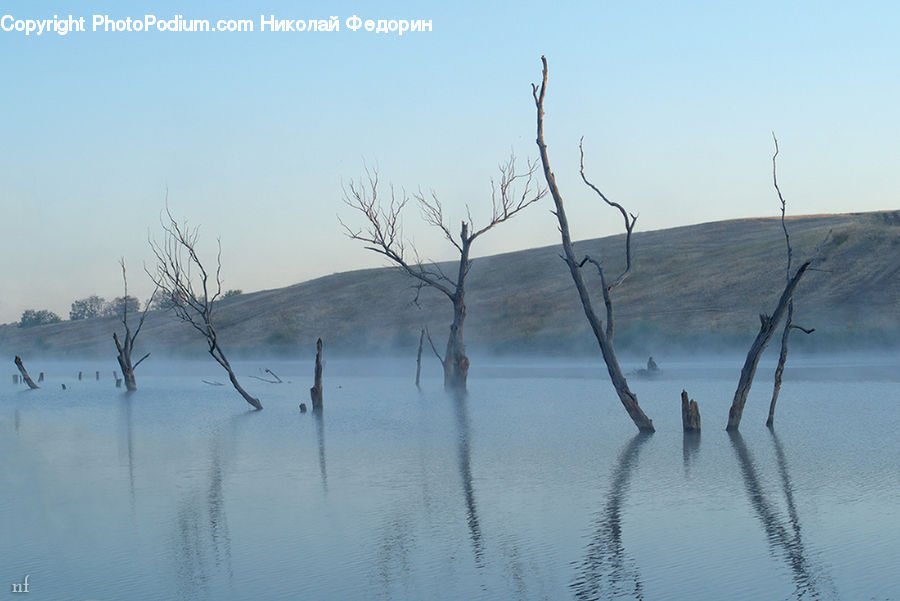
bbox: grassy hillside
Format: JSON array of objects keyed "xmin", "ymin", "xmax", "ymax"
[{"xmin": 3, "ymin": 211, "xmax": 898, "ymax": 359}]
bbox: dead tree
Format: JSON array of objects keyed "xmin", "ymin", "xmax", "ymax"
[
  {"xmin": 415, "ymin": 327, "xmax": 425, "ymax": 388},
  {"xmin": 766, "ymin": 135, "xmax": 814, "ymax": 427},
  {"xmin": 532, "ymin": 56, "xmax": 654, "ymax": 432},
  {"xmin": 113, "ymin": 259, "xmax": 153, "ymax": 392},
  {"xmin": 726, "ymin": 138, "xmax": 827, "ymax": 431},
  {"xmin": 14, "ymin": 356, "xmax": 39, "ymax": 389},
  {"xmin": 310, "ymin": 338, "xmax": 324, "ymax": 411},
  {"xmin": 148, "ymin": 205, "xmax": 262, "ymax": 410},
  {"xmin": 341, "ymin": 155, "xmax": 544, "ymax": 392}
]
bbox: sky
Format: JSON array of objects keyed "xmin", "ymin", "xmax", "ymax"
[{"xmin": 1, "ymin": 0, "xmax": 898, "ymax": 324}]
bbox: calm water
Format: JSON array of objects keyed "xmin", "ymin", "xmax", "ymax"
[{"xmin": 1, "ymin": 357, "xmax": 899, "ymax": 601}]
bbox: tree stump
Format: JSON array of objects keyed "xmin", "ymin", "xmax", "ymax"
[
  {"xmin": 310, "ymin": 338, "xmax": 324, "ymax": 411},
  {"xmin": 681, "ymin": 390, "xmax": 701, "ymax": 431}
]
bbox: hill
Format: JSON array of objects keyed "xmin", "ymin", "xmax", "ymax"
[{"xmin": 3, "ymin": 211, "xmax": 898, "ymax": 359}]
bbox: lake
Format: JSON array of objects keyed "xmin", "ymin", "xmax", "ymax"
[{"xmin": 2, "ymin": 355, "xmax": 898, "ymax": 600}]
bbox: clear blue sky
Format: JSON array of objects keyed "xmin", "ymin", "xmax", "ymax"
[{"xmin": 1, "ymin": 0, "xmax": 897, "ymax": 323}]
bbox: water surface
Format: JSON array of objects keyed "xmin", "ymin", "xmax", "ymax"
[{"xmin": 2, "ymin": 357, "xmax": 898, "ymax": 600}]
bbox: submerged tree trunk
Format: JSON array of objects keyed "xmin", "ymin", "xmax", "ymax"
[
  {"xmin": 310, "ymin": 338, "xmax": 324, "ymax": 411},
  {"xmin": 726, "ymin": 261, "xmax": 811, "ymax": 430},
  {"xmin": 443, "ymin": 295, "xmax": 469, "ymax": 392},
  {"xmin": 209, "ymin": 346, "xmax": 262, "ymax": 410},
  {"xmin": 532, "ymin": 56, "xmax": 653, "ymax": 432},
  {"xmin": 415, "ymin": 328, "xmax": 424, "ymax": 388},
  {"xmin": 14, "ymin": 356, "xmax": 39, "ymax": 389},
  {"xmin": 681, "ymin": 390, "xmax": 701, "ymax": 431},
  {"xmin": 767, "ymin": 303, "xmax": 793, "ymax": 427},
  {"xmin": 227, "ymin": 368, "xmax": 262, "ymax": 410},
  {"xmin": 114, "ymin": 332, "xmax": 138, "ymax": 392},
  {"xmin": 766, "ymin": 303, "xmax": 814, "ymax": 427}
]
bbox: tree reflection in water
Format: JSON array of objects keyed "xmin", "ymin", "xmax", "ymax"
[
  {"xmin": 452, "ymin": 390, "xmax": 484, "ymax": 567},
  {"xmin": 314, "ymin": 407, "xmax": 328, "ymax": 494},
  {"xmin": 572, "ymin": 433, "xmax": 651, "ymax": 601},
  {"xmin": 729, "ymin": 431, "xmax": 836, "ymax": 600},
  {"xmin": 169, "ymin": 411, "xmax": 252, "ymax": 600}
]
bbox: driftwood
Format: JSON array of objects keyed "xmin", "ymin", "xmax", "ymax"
[
  {"xmin": 681, "ymin": 390, "xmax": 701, "ymax": 431},
  {"xmin": 249, "ymin": 368, "xmax": 284, "ymax": 384},
  {"xmin": 310, "ymin": 338, "xmax": 324, "ymax": 411},
  {"xmin": 14, "ymin": 356, "xmax": 39, "ymax": 389},
  {"xmin": 532, "ymin": 56, "xmax": 654, "ymax": 432}
]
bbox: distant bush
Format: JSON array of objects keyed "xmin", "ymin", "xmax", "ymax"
[
  {"xmin": 69, "ymin": 295, "xmax": 106, "ymax": 320},
  {"xmin": 223, "ymin": 289, "xmax": 243, "ymax": 298},
  {"xmin": 19, "ymin": 309, "xmax": 62, "ymax": 328},
  {"xmin": 102, "ymin": 296, "xmax": 141, "ymax": 318}
]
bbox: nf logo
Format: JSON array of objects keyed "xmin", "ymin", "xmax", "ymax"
[{"xmin": 11, "ymin": 574, "xmax": 30, "ymax": 593}]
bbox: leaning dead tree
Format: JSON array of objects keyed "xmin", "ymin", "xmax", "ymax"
[
  {"xmin": 341, "ymin": 155, "xmax": 545, "ymax": 391},
  {"xmin": 113, "ymin": 259, "xmax": 154, "ymax": 391},
  {"xmin": 766, "ymin": 135, "xmax": 814, "ymax": 427},
  {"xmin": 148, "ymin": 206, "xmax": 262, "ymax": 410},
  {"xmin": 532, "ymin": 56, "xmax": 654, "ymax": 432},
  {"xmin": 14, "ymin": 356, "xmax": 39, "ymax": 389},
  {"xmin": 725, "ymin": 140, "xmax": 827, "ymax": 430}
]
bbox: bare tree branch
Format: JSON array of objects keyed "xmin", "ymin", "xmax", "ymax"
[
  {"xmin": 341, "ymin": 154, "xmax": 543, "ymax": 391},
  {"xmin": 147, "ymin": 201, "xmax": 262, "ymax": 410},
  {"xmin": 580, "ymin": 138, "xmax": 637, "ymax": 291},
  {"xmin": 532, "ymin": 55, "xmax": 654, "ymax": 432}
]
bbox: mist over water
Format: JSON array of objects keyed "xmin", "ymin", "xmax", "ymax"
[{"xmin": 1, "ymin": 356, "xmax": 898, "ymax": 600}]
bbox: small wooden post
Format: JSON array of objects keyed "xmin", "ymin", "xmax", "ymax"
[
  {"xmin": 415, "ymin": 328, "xmax": 424, "ymax": 388},
  {"xmin": 681, "ymin": 390, "xmax": 701, "ymax": 431},
  {"xmin": 78, "ymin": 371, "xmax": 83, "ymax": 381},
  {"xmin": 95, "ymin": 371, "xmax": 100, "ymax": 381},
  {"xmin": 310, "ymin": 338, "xmax": 324, "ymax": 411},
  {"xmin": 15, "ymin": 356, "xmax": 39, "ymax": 389},
  {"xmin": 13, "ymin": 374, "xmax": 19, "ymax": 385},
  {"xmin": 38, "ymin": 372, "xmax": 44, "ymax": 383}
]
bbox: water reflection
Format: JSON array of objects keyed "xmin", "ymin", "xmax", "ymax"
[
  {"xmin": 168, "ymin": 411, "xmax": 252, "ymax": 600},
  {"xmin": 314, "ymin": 408, "xmax": 328, "ymax": 493},
  {"xmin": 572, "ymin": 433, "xmax": 651, "ymax": 601},
  {"xmin": 117, "ymin": 395, "xmax": 136, "ymax": 509},
  {"xmin": 682, "ymin": 431, "xmax": 701, "ymax": 477},
  {"xmin": 729, "ymin": 431, "xmax": 835, "ymax": 600},
  {"xmin": 452, "ymin": 390, "xmax": 484, "ymax": 566}
]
